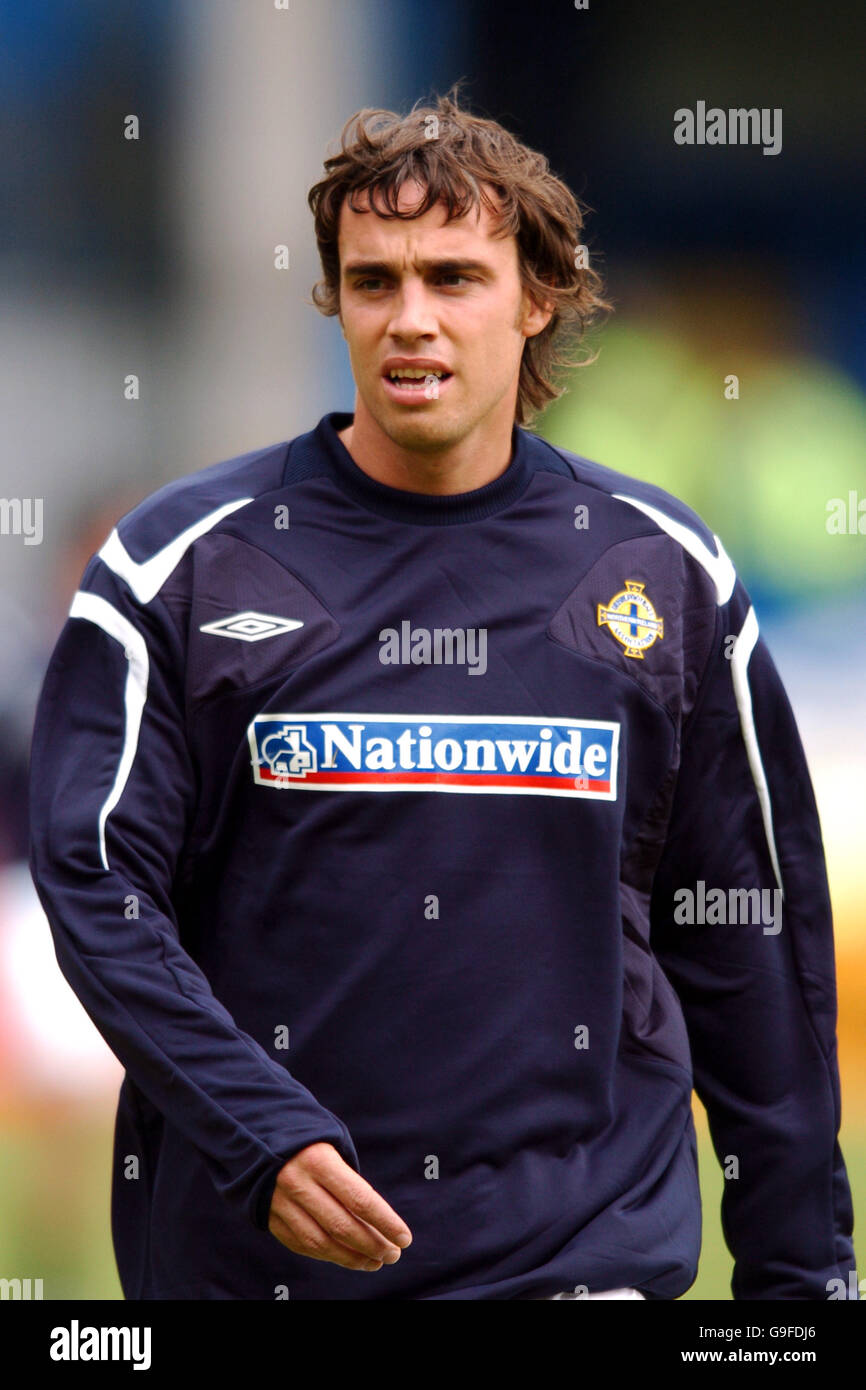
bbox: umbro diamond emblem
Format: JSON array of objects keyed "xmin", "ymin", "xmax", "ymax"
[{"xmin": 199, "ymin": 611, "xmax": 305, "ymax": 642}]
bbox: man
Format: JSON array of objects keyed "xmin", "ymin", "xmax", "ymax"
[{"xmin": 29, "ymin": 92, "xmax": 857, "ymax": 1300}]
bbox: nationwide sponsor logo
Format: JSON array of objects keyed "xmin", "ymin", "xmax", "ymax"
[
  {"xmin": 199, "ymin": 611, "xmax": 304, "ymax": 641},
  {"xmin": 598, "ymin": 581, "xmax": 664, "ymax": 659},
  {"xmin": 247, "ymin": 712, "xmax": 619, "ymax": 799}
]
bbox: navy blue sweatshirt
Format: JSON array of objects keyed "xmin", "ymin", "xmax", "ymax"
[{"xmin": 28, "ymin": 412, "xmax": 857, "ymax": 1299}]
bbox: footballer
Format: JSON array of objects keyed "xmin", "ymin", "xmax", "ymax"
[{"xmin": 28, "ymin": 90, "xmax": 857, "ymax": 1300}]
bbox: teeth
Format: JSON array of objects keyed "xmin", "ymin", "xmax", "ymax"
[{"xmin": 389, "ymin": 368, "xmax": 445, "ymax": 380}]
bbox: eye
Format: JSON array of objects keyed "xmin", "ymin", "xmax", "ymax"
[{"xmin": 352, "ymin": 272, "xmax": 474, "ymax": 291}]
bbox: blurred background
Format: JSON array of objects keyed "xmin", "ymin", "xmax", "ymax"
[{"xmin": 1, "ymin": 0, "xmax": 863, "ymax": 1298}]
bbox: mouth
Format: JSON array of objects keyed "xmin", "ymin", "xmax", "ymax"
[{"xmin": 382, "ymin": 368, "xmax": 454, "ymax": 401}]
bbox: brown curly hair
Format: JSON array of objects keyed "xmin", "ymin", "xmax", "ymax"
[{"xmin": 307, "ymin": 84, "xmax": 613, "ymax": 426}]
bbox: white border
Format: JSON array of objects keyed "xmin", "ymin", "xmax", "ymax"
[{"xmin": 247, "ymin": 712, "xmax": 621, "ymax": 801}]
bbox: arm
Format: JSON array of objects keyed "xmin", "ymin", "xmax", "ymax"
[
  {"xmin": 649, "ymin": 575, "xmax": 858, "ymax": 1299},
  {"xmin": 27, "ymin": 554, "xmax": 360, "ymax": 1233}
]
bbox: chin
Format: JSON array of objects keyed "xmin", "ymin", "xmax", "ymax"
[{"xmin": 387, "ymin": 417, "xmax": 463, "ymax": 453}]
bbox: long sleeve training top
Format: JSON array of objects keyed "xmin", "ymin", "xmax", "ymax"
[{"xmin": 28, "ymin": 411, "xmax": 858, "ymax": 1299}]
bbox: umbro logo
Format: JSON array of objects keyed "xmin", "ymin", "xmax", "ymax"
[{"xmin": 199, "ymin": 611, "xmax": 304, "ymax": 642}]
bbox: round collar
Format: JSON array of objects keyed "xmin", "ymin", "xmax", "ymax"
[{"xmin": 314, "ymin": 411, "xmax": 533, "ymax": 525}]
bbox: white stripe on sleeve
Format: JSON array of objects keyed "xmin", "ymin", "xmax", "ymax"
[{"xmin": 68, "ymin": 590, "xmax": 150, "ymax": 872}]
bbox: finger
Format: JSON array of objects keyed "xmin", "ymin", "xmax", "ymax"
[
  {"xmin": 275, "ymin": 1176, "xmax": 405, "ymax": 1263},
  {"xmin": 311, "ymin": 1155, "xmax": 413, "ymax": 1248},
  {"xmin": 268, "ymin": 1198, "xmax": 385, "ymax": 1271}
]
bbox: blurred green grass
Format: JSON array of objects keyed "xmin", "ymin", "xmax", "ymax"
[{"xmin": 0, "ymin": 1101, "xmax": 862, "ymax": 1299}]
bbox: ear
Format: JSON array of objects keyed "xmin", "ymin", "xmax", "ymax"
[{"xmin": 519, "ymin": 283, "xmax": 555, "ymax": 339}]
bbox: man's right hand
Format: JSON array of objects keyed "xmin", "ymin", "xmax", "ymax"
[{"xmin": 267, "ymin": 1141, "xmax": 413, "ymax": 1271}]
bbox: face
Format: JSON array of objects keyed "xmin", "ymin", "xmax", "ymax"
[{"xmin": 336, "ymin": 178, "xmax": 553, "ymax": 454}]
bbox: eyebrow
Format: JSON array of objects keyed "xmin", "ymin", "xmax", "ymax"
[{"xmin": 341, "ymin": 257, "xmax": 493, "ymax": 279}]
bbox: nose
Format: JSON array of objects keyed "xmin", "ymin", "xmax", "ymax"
[{"xmin": 387, "ymin": 279, "xmax": 438, "ymax": 339}]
